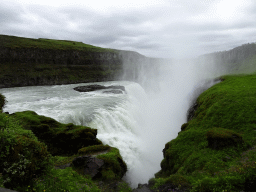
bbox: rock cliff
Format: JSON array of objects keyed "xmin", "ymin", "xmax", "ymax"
[{"xmin": 0, "ymin": 35, "xmax": 161, "ymax": 88}]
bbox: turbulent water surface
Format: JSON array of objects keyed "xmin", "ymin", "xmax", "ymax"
[
  {"xmin": 0, "ymin": 60, "xmax": 220, "ymax": 188},
  {"xmin": 1, "ymin": 81, "xmax": 159, "ymax": 187}
]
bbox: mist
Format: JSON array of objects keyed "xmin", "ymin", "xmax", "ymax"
[{"xmin": 120, "ymin": 53, "xmax": 227, "ymax": 187}]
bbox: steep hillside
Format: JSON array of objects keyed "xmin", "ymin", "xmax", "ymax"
[
  {"xmin": 150, "ymin": 74, "xmax": 256, "ymax": 192},
  {"xmin": 0, "ymin": 35, "xmax": 160, "ymax": 88}
]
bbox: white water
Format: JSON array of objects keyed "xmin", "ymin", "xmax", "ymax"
[{"xmin": 0, "ymin": 60, "xmax": 221, "ymax": 188}]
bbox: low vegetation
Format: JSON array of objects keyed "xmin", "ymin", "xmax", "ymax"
[
  {"xmin": 151, "ymin": 74, "xmax": 256, "ymax": 191},
  {"xmin": 0, "ymin": 35, "xmax": 114, "ymax": 52},
  {"xmin": 0, "ymin": 95, "xmax": 131, "ymax": 192}
]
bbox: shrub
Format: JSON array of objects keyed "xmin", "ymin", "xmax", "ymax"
[{"xmin": 1, "ymin": 134, "xmax": 54, "ymax": 190}]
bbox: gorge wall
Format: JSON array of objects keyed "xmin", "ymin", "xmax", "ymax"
[
  {"xmin": 0, "ymin": 35, "xmax": 163, "ymax": 88},
  {"xmin": 196, "ymin": 42, "xmax": 256, "ymax": 75}
]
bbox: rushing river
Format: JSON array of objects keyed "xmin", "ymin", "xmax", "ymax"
[
  {"xmin": 0, "ymin": 60, "xmax": 220, "ymax": 188},
  {"xmin": 1, "ymin": 81, "xmax": 163, "ymax": 187}
]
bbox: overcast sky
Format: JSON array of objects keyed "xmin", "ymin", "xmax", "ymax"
[{"xmin": 1, "ymin": 0, "xmax": 256, "ymax": 58}]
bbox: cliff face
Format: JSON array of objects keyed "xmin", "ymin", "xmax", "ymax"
[
  {"xmin": 196, "ymin": 43, "xmax": 256, "ymax": 75},
  {"xmin": 0, "ymin": 35, "xmax": 161, "ymax": 88},
  {"xmin": 0, "ymin": 47, "xmax": 121, "ymax": 66}
]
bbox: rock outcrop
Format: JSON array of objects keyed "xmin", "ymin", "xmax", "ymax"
[
  {"xmin": 71, "ymin": 155, "xmax": 104, "ymax": 178},
  {"xmin": 11, "ymin": 111, "xmax": 102, "ymax": 156},
  {"xmin": 73, "ymin": 84, "xmax": 125, "ymax": 93},
  {"xmin": 206, "ymin": 127, "xmax": 244, "ymax": 150}
]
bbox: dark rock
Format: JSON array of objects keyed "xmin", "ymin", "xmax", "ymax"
[
  {"xmin": 71, "ymin": 155, "xmax": 104, "ymax": 178},
  {"xmin": 74, "ymin": 85, "xmax": 106, "ymax": 92},
  {"xmin": 73, "ymin": 84, "xmax": 125, "ymax": 93},
  {"xmin": 186, "ymin": 101, "xmax": 198, "ymax": 122}
]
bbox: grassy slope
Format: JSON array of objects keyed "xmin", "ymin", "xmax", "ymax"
[
  {"xmin": 151, "ymin": 74, "xmax": 256, "ymax": 191},
  {"xmin": 0, "ymin": 35, "xmax": 113, "ymax": 52}
]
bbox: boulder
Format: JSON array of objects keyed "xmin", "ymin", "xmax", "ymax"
[
  {"xmin": 74, "ymin": 85, "xmax": 106, "ymax": 92},
  {"xmin": 73, "ymin": 84, "xmax": 125, "ymax": 93},
  {"xmin": 206, "ymin": 127, "xmax": 244, "ymax": 150},
  {"xmin": 71, "ymin": 155, "xmax": 104, "ymax": 178},
  {"xmin": 12, "ymin": 111, "xmax": 102, "ymax": 156}
]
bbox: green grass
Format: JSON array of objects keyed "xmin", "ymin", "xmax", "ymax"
[
  {"xmin": 153, "ymin": 74, "xmax": 256, "ymax": 191},
  {"xmin": 0, "ymin": 34, "xmax": 115, "ymax": 52}
]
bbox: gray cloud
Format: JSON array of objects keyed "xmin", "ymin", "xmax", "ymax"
[{"xmin": 0, "ymin": 0, "xmax": 256, "ymax": 58}]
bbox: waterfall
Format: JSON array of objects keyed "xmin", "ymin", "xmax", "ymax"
[{"xmin": 0, "ymin": 57, "xmax": 223, "ymax": 188}]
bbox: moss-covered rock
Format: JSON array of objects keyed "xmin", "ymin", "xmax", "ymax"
[
  {"xmin": 12, "ymin": 111, "xmax": 102, "ymax": 156},
  {"xmin": 70, "ymin": 155, "xmax": 105, "ymax": 178},
  {"xmin": 178, "ymin": 123, "xmax": 189, "ymax": 135},
  {"xmin": 96, "ymin": 147, "xmax": 127, "ymax": 181},
  {"xmin": 53, "ymin": 146, "xmax": 128, "ymax": 181},
  {"xmin": 206, "ymin": 127, "xmax": 244, "ymax": 150}
]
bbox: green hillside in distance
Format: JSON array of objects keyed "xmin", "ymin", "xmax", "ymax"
[
  {"xmin": 0, "ymin": 34, "xmax": 114, "ymax": 52},
  {"xmin": 0, "ymin": 34, "xmax": 126, "ymax": 88}
]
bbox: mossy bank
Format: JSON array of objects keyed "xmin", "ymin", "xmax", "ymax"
[
  {"xmin": 0, "ymin": 95, "xmax": 130, "ymax": 192},
  {"xmin": 148, "ymin": 74, "xmax": 256, "ymax": 192}
]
